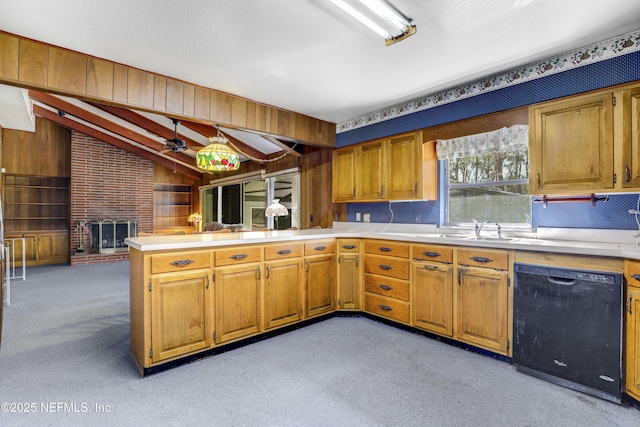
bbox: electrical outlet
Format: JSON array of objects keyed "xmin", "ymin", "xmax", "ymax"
[
  {"xmin": 355, "ymin": 212, "xmax": 361, "ymax": 221},
  {"xmin": 363, "ymin": 213, "xmax": 370, "ymax": 223}
]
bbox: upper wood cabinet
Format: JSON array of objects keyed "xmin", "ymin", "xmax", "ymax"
[
  {"xmin": 332, "ymin": 131, "xmax": 438, "ymax": 203},
  {"xmin": 529, "ymin": 82, "xmax": 640, "ymax": 195},
  {"xmin": 529, "ymin": 91, "xmax": 614, "ymax": 195},
  {"xmin": 332, "ymin": 147, "xmax": 357, "ymax": 202},
  {"xmin": 358, "ymin": 140, "xmax": 387, "ymax": 201},
  {"xmin": 621, "ymin": 83, "xmax": 640, "ymax": 188}
]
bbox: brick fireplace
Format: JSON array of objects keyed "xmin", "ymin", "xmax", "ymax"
[{"xmin": 70, "ymin": 131, "xmax": 154, "ymax": 265}]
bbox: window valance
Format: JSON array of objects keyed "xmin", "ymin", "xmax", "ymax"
[{"xmin": 435, "ymin": 125, "xmax": 529, "ymax": 160}]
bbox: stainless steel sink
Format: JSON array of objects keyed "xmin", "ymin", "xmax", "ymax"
[
  {"xmin": 465, "ymin": 236, "xmax": 517, "ymax": 242},
  {"xmin": 436, "ymin": 234, "xmax": 468, "ymax": 239}
]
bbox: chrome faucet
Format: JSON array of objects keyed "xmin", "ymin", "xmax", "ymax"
[{"xmin": 473, "ymin": 218, "xmax": 490, "ymax": 237}]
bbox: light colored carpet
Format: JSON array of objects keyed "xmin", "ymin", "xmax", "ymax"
[{"xmin": 1, "ymin": 262, "xmax": 640, "ymax": 426}]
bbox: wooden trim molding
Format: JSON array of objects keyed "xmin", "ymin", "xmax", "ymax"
[{"xmin": 0, "ymin": 31, "xmax": 336, "ymax": 148}]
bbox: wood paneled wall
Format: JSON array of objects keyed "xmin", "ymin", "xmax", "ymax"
[
  {"xmin": 0, "ymin": 32, "xmax": 335, "ymax": 148},
  {"xmin": 2, "ymin": 116, "xmax": 71, "ymax": 177}
]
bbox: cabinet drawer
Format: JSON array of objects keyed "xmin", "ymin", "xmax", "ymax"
[
  {"xmin": 364, "ymin": 254, "xmax": 409, "ymax": 280},
  {"xmin": 365, "ymin": 293, "xmax": 409, "ymax": 324},
  {"xmin": 215, "ymin": 246, "xmax": 262, "ymax": 266},
  {"xmin": 304, "ymin": 240, "xmax": 335, "ymax": 255},
  {"xmin": 364, "ymin": 274, "xmax": 409, "ymax": 301},
  {"xmin": 365, "ymin": 240, "xmax": 409, "ymax": 258},
  {"xmin": 264, "ymin": 243, "xmax": 302, "ymax": 260},
  {"xmin": 412, "ymin": 244, "xmax": 453, "ymax": 264},
  {"xmin": 457, "ymin": 248, "xmax": 508, "ymax": 270},
  {"xmin": 151, "ymin": 251, "xmax": 211, "ymax": 274},
  {"xmin": 338, "ymin": 239, "xmax": 361, "ymax": 253}
]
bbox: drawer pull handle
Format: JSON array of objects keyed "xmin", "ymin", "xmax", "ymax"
[
  {"xmin": 423, "ymin": 251, "xmax": 441, "ymax": 258},
  {"xmin": 342, "ymin": 244, "xmax": 357, "ymax": 249},
  {"xmin": 276, "ymin": 249, "xmax": 292, "ymax": 255},
  {"xmin": 230, "ymin": 254, "xmax": 249, "ymax": 260},
  {"xmin": 314, "ymin": 246, "xmax": 326, "ymax": 251},
  {"xmin": 379, "ymin": 284, "xmax": 393, "ymax": 291},
  {"xmin": 170, "ymin": 259, "xmax": 194, "ymax": 267},
  {"xmin": 632, "ymin": 274, "xmax": 640, "ymax": 281},
  {"xmin": 379, "ymin": 247, "xmax": 392, "ymax": 252},
  {"xmin": 379, "ymin": 264, "xmax": 392, "ymax": 270},
  {"xmin": 471, "ymin": 256, "xmax": 492, "ymax": 263},
  {"xmin": 379, "ymin": 304, "xmax": 393, "ymax": 311}
]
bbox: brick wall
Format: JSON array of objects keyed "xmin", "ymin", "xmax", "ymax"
[{"xmin": 70, "ymin": 131, "xmax": 154, "ymax": 265}]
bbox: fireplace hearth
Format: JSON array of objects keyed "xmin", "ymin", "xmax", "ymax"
[{"xmin": 90, "ymin": 219, "xmax": 137, "ymax": 254}]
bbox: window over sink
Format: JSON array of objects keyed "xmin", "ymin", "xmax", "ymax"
[{"xmin": 437, "ymin": 126, "xmax": 531, "ymax": 226}]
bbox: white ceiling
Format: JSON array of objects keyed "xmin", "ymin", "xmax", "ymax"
[{"xmin": 1, "ymin": 0, "xmax": 639, "ymax": 126}]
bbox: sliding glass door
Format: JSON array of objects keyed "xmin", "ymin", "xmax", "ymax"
[{"xmin": 200, "ymin": 171, "xmax": 299, "ymax": 230}]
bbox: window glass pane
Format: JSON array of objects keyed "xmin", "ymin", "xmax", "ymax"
[
  {"xmin": 449, "ymin": 150, "xmax": 528, "ymax": 184},
  {"xmin": 273, "ymin": 175, "xmax": 293, "ymax": 230},
  {"xmin": 447, "ymin": 149, "xmax": 530, "ymax": 225},
  {"xmin": 243, "ymin": 180, "xmax": 267, "ymax": 229},
  {"xmin": 449, "ymin": 183, "xmax": 530, "ymax": 224}
]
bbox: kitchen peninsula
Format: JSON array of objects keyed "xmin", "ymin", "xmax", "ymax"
[{"xmin": 125, "ymin": 225, "xmax": 640, "ymax": 406}]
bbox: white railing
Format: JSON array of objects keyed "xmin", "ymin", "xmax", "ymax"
[
  {"xmin": 5, "ymin": 237, "xmax": 26, "ymax": 281},
  {"xmin": 4, "ymin": 237, "xmax": 27, "ymax": 307},
  {"xmin": 4, "ymin": 244, "xmax": 10, "ymax": 306}
]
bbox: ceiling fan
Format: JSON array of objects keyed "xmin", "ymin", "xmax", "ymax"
[{"xmin": 161, "ymin": 118, "xmax": 199, "ymax": 153}]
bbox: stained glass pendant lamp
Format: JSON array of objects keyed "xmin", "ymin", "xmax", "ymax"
[{"xmin": 196, "ymin": 127, "xmax": 240, "ymax": 171}]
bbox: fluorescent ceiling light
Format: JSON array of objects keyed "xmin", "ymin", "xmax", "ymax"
[{"xmin": 328, "ymin": 0, "xmax": 416, "ymax": 45}]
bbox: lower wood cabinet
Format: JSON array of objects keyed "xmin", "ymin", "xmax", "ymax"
[
  {"xmin": 264, "ymin": 258, "xmax": 303, "ymax": 329},
  {"xmin": 625, "ymin": 260, "xmax": 640, "ymax": 401},
  {"xmin": 412, "ymin": 261, "xmax": 453, "ymax": 337},
  {"xmin": 363, "ymin": 240, "xmax": 410, "ymax": 324},
  {"xmin": 626, "ymin": 286, "xmax": 640, "ymax": 401},
  {"xmin": 214, "ymin": 262, "xmax": 262, "ymax": 344},
  {"xmin": 305, "ymin": 254, "xmax": 336, "ymax": 317},
  {"xmin": 150, "ymin": 269, "xmax": 212, "ymax": 363},
  {"xmin": 6, "ymin": 231, "xmax": 69, "ymax": 266},
  {"xmin": 456, "ymin": 266, "xmax": 509, "ymax": 354},
  {"xmin": 364, "ymin": 292, "xmax": 409, "ymax": 323},
  {"xmin": 337, "ymin": 239, "xmax": 362, "ymax": 310}
]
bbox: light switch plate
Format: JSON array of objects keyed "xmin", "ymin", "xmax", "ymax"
[
  {"xmin": 363, "ymin": 213, "xmax": 370, "ymax": 223},
  {"xmin": 355, "ymin": 212, "xmax": 361, "ymax": 221}
]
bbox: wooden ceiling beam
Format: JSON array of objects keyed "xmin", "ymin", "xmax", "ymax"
[
  {"xmin": 88, "ymin": 102, "xmax": 204, "ymax": 149},
  {"xmin": 29, "ymin": 91, "xmax": 194, "ymax": 164},
  {"xmin": 262, "ymin": 136, "xmax": 302, "ymax": 157},
  {"xmin": 33, "ymin": 105, "xmax": 203, "ymax": 179},
  {"xmin": 179, "ymin": 121, "xmax": 268, "ymax": 161}
]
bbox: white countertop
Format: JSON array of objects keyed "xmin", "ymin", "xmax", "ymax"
[{"xmin": 124, "ymin": 224, "xmax": 640, "ymax": 261}]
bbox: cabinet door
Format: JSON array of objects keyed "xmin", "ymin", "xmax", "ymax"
[
  {"xmin": 151, "ymin": 269, "xmax": 211, "ymax": 363},
  {"xmin": 387, "ymin": 132, "xmax": 421, "ymax": 200},
  {"xmin": 358, "ymin": 140, "xmax": 386, "ymax": 200},
  {"xmin": 264, "ymin": 259, "xmax": 303, "ymax": 329},
  {"xmin": 412, "ymin": 262, "xmax": 453, "ymax": 337},
  {"xmin": 529, "ymin": 92, "xmax": 614, "ymax": 194},
  {"xmin": 621, "ymin": 84, "xmax": 640, "ymax": 188},
  {"xmin": 338, "ymin": 254, "xmax": 360, "ymax": 309},
  {"xmin": 332, "ymin": 147, "xmax": 356, "ymax": 202},
  {"xmin": 37, "ymin": 232, "xmax": 69, "ymax": 264},
  {"xmin": 625, "ymin": 287, "xmax": 640, "ymax": 401},
  {"xmin": 305, "ymin": 254, "xmax": 335, "ymax": 317},
  {"xmin": 215, "ymin": 263, "xmax": 262, "ymax": 343},
  {"xmin": 456, "ymin": 267, "xmax": 509, "ymax": 354}
]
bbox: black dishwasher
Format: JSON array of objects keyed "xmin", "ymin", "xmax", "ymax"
[{"xmin": 513, "ymin": 263, "xmax": 623, "ymax": 403}]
